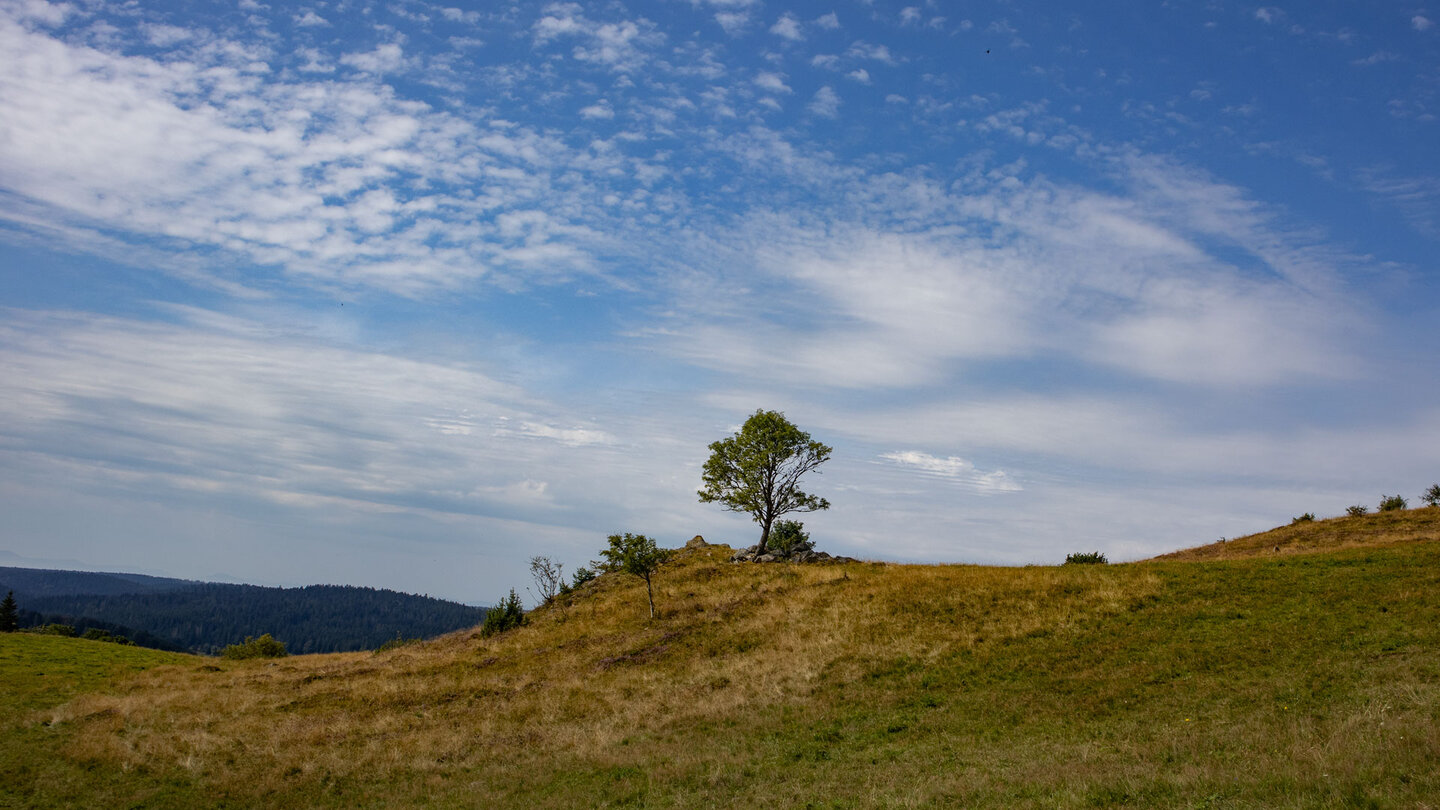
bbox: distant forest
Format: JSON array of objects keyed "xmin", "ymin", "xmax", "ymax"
[{"xmin": 0, "ymin": 567, "xmax": 487, "ymax": 655}]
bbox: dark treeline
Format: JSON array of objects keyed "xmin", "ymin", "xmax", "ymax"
[
  {"xmin": 15, "ymin": 608, "xmax": 187, "ymax": 651},
  {"xmin": 1, "ymin": 567, "xmax": 487, "ymax": 655}
]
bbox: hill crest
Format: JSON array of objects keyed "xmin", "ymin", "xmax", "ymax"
[{"xmin": 1151, "ymin": 506, "xmax": 1440, "ymax": 561}]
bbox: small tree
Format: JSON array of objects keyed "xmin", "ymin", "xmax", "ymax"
[
  {"xmin": 1423, "ymin": 484, "xmax": 1440, "ymax": 508},
  {"xmin": 1346, "ymin": 504, "xmax": 1369, "ymax": 517},
  {"xmin": 481, "ymin": 589, "xmax": 525, "ymax": 637},
  {"xmin": 0, "ymin": 591, "xmax": 17, "ymax": 633},
  {"xmin": 596, "ymin": 533, "xmax": 671, "ymax": 619},
  {"xmin": 1379, "ymin": 494, "xmax": 1408, "ymax": 512},
  {"xmin": 528, "ymin": 556, "xmax": 565, "ymax": 605},
  {"xmin": 699, "ymin": 409, "xmax": 832, "ymax": 553},
  {"xmin": 1291, "ymin": 513, "xmax": 1315, "ymax": 525},
  {"xmin": 1064, "ymin": 551, "xmax": 1108, "ymax": 565}
]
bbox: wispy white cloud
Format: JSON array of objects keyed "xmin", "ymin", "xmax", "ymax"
[
  {"xmin": 1351, "ymin": 50, "xmax": 1398, "ymax": 66},
  {"xmin": 808, "ymin": 85, "xmax": 840, "ymax": 117},
  {"xmin": 0, "ymin": 14, "xmax": 673, "ymax": 294},
  {"xmin": 880, "ymin": 451, "xmax": 1021, "ymax": 493},
  {"xmin": 847, "ymin": 40, "xmax": 897, "ymax": 64},
  {"xmin": 441, "ymin": 8, "xmax": 480, "ymax": 24},
  {"xmin": 713, "ymin": 11, "xmax": 749, "ymax": 35},
  {"xmin": 654, "ymin": 148, "xmax": 1367, "ymax": 391},
  {"xmin": 753, "ymin": 70, "xmax": 791, "ymax": 93},
  {"xmin": 769, "ymin": 13, "xmax": 802, "ymax": 40},
  {"xmin": 294, "ymin": 10, "xmax": 328, "ymax": 27},
  {"xmin": 6, "ymin": 0, "xmax": 72, "ymax": 26},
  {"xmin": 531, "ymin": 3, "xmax": 663, "ymax": 71},
  {"xmin": 1413, "ymin": 14, "xmax": 1433, "ymax": 31},
  {"xmin": 340, "ymin": 42, "xmax": 407, "ymax": 73},
  {"xmin": 533, "ymin": 3, "xmax": 586, "ymax": 42},
  {"xmin": 0, "ymin": 308, "xmax": 656, "ymax": 534},
  {"xmin": 1357, "ymin": 167, "xmax": 1440, "ymax": 237},
  {"xmin": 1255, "ymin": 7, "xmax": 1283, "ymax": 24},
  {"xmin": 579, "ymin": 99, "xmax": 615, "ymax": 118}
]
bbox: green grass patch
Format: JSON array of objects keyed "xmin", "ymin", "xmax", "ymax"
[
  {"xmin": 0, "ymin": 632, "xmax": 193, "ymax": 713},
  {"xmin": 0, "ymin": 633, "xmax": 197, "ymax": 809}
]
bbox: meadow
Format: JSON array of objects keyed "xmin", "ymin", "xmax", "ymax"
[{"xmin": 4, "ymin": 509, "xmax": 1439, "ymax": 808}]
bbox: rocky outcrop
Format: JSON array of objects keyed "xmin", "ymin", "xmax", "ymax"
[
  {"xmin": 685, "ymin": 535, "xmax": 710, "ymax": 549},
  {"xmin": 728, "ymin": 545, "xmax": 857, "ymax": 564}
]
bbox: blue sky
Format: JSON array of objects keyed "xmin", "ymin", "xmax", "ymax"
[{"xmin": 1, "ymin": 0, "xmax": 1437, "ymax": 604}]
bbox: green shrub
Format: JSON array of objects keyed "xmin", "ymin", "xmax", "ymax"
[
  {"xmin": 1379, "ymin": 494, "xmax": 1408, "ymax": 512},
  {"xmin": 480, "ymin": 589, "xmax": 525, "ymax": 638},
  {"xmin": 1423, "ymin": 484, "xmax": 1440, "ymax": 508},
  {"xmin": 570, "ymin": 566, "xmax": 597, "ymax": 588},
  {"xmin": 1064, "ymin": 552, "xmax": 1108, "ymax": 565},
  {"xmin": 1346, "ymin": 504, "xmax": 1369, "ymax": 517},
  {"xmin": 769, "ymin": 520, "xmax": 814, "ymax": 556},
  {"xmin": 32, "ymin": 623, "xmax": 76, "ymax": 637},
  {"xmin": 559, "ymin": 565, "xmax": 598, "ymax": 599},
  {"xmin": 221, "ymin": 633, "xmax": 288, "ymax": 660},
  {"xmin": 79, "ymin": 628, "xmax": 134, "ymax": 645},
  {"xmin": 1291, "ymin": 513, "xmax": 1315, "ymax": 525}
]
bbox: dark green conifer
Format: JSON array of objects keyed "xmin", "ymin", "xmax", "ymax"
[{"xmin": 0, "ymin": 591, "xmax": 18, "ymax": 632}]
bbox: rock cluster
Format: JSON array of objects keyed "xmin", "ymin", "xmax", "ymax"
[{"xmin": 728, "ymin": 545, "xmax": 857, "ymax": 564}]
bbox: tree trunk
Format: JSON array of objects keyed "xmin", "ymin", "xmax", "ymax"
[
  {"xmin": 644, "ymin": 574, "xmax": 655, "ymax": 619},
  {"xmin": 758, "ymin": 516, "xmax": 774, "ymax": 553}
]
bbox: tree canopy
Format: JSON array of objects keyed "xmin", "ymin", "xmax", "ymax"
[
  {"xmin": 698, "ymin": 410, "xmax": 832, "ymax": 552},
  {"xmin": 596, "ymin": 533, "xmax": 670, "ymax": 618}
]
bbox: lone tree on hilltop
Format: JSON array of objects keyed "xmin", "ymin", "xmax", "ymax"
[
  {"xmin": 0, "ymin": 591, "xmax": 17, "ymax": 633},
  {"xmin": 699, "ymin": 410, "xmax": 832, "ymax": 554},
  {"xmin": 596, "ymin": 533, "xmax": 671, "ymax": 619}
]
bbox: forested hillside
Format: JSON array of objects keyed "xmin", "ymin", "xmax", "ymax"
[{"xmin": 0, "ymin": 567, "xmax": 487, "ymax": 654}]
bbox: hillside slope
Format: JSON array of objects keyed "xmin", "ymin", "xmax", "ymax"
[
  {"xmin": 1152, "ymin": 506, "xmax": 1440, "ymax": 561},
  {"xmin": 8, "ymin": 514, "xmax": 1440, "ymax": 808}
]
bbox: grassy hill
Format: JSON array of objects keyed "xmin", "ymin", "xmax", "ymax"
[{"xmin": 4, "ymin": 510, "xmax": 1440, "ymax": 808}]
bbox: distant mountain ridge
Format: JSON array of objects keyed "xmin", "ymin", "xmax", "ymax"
[
  {"xmin": 0, "ymin": 566, "xmax": 202, "ymax": 598},
  {"xmin": 0, "ymin": 566, "xmax": 487, "ymax": 655}
]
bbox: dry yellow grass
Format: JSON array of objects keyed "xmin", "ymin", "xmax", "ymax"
[{"xmin": 1152, "ymin": 505, "xmax": 1440, "ymax": 561}]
